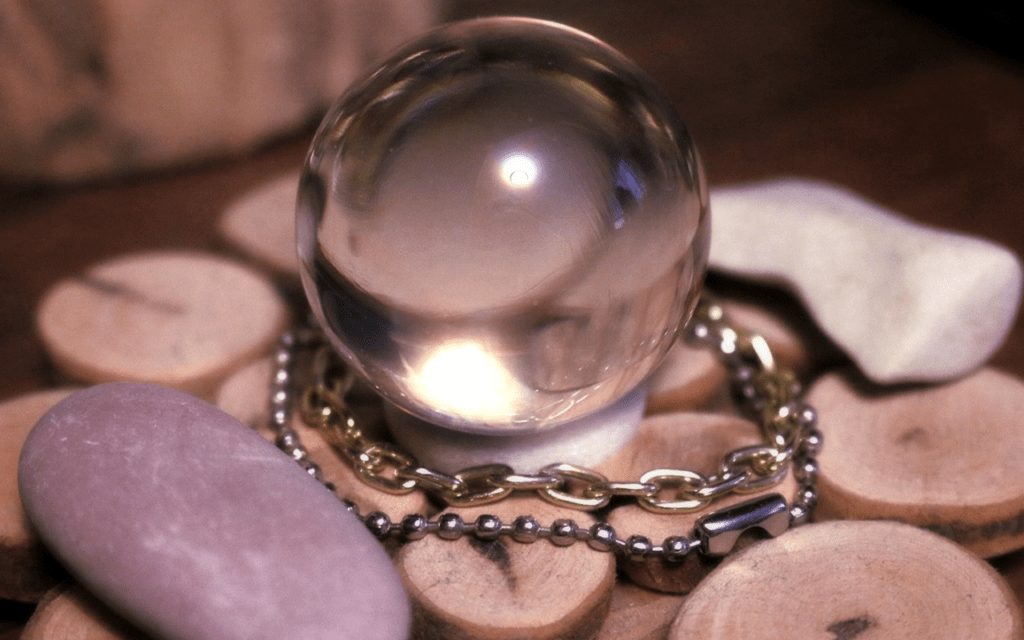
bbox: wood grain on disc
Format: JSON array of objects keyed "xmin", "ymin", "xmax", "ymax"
[
  {"xmin": 0, "ymin": 389, "xmax": 76, "ymax": 602},
  {"xmin": 36, "ymin": 251, "xmax": 288, "ymax": 400},
  {"xmin": 396, "ymin": 498, "xmax": 616, "ymax": 640},
  {"xmin": 810, "ymin": 367, "xmax": 1024, "ymax": 558},
  {"xmin": 593, "ymin": 582, "xmax": 684, "ymax": 640},
  {"xmin": 598, "ymin": 412, "xmax": 797, "ymax": 593},
  {"xmin": 669, "ymin": 520, "xmax": 1024, "ymax": 639},
  {"xmin": 21, "ymin": 583, "xmax": 146, "ymax": 640}
]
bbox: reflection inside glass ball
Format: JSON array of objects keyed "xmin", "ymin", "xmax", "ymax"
[
  {"xmin": 501, "ymin": 154, "xmax": 539, "ymax": 187},
  {"xmin": 297, "ymin": 17, "xmax": 710, "ymax": 433}
]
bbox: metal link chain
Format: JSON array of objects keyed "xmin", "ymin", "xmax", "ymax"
[{"xmin": 268, "ymin": 298, "xmax": 822, "ymax": 560}]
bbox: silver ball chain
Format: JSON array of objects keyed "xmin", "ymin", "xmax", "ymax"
[{"xmin": 267, "ymin": 299, "xmax": 822, "ymax": 560}]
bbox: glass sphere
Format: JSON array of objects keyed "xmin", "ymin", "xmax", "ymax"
[{"xmin": 297, "ymin": 17, "xmax": 709, "ymax": 434}]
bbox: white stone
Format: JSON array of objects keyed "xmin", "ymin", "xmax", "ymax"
[{"xmin": 708, "ymin": 178, "xmax": 1022, "ymax": 383}]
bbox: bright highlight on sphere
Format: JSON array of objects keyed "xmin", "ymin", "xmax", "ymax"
[
  {"xmin": 502, "ymin": 154, "xmax": 539, "ymax": 187},
  {"xmin": 297, "ymin": 17, "xmax": 710, "ymax": 433},
  {"xmin": 412, "ymin": 342, "xmax": 530, "ymax": 425}
]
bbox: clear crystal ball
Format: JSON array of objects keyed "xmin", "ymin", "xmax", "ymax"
[{"xmin": 297, "ymin": 17, "xmax": 709, "ymax": 434}]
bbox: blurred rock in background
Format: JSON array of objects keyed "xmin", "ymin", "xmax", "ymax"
[{"xmin": 0, "ymin": 0, "xmax": 439, "ymax": 184}]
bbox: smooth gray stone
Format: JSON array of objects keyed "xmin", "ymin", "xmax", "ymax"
[{"xmin": 18, "ymin": 382, "xmax": 410, "ymax": 640}]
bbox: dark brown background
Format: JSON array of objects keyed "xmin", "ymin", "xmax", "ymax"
[{"xmin": 3, "ymin": 0, "xmax": 1023, "ymax": 634}]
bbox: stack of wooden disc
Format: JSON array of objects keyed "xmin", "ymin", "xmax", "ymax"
[{"xmin": 3, "ymin": 172, "xmax": 1024, "ymax": 639}]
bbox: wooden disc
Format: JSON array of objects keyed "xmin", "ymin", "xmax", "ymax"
[
  {"xmin": 218, "ymin": 171, "xmax": 302, "ymax": 280},
  {"xmin": 647, "ymin": 278, "xmax": 848, "ymax": 417},
  {"xmin": 36, "ymin": 251, "xmax": 289, "ymax": 400},
  {"xmin": 705, "ymin": 276, "xmax": 846, "ymax": 376},
  {"xmin": 594, "ymin": 582, "xmax": 685, "ymax": 640},
  {"xmin": 644, "ymin": 340, "xmax": 725, "ymax": 414},
  {"xmin": 214, "ymin": 357, "xmax": 278, "ymax": 429},
  {"xmin": 21, "ymin": 583, "xmax": 146, "ymax": 640},
  {"xmin": 810, "ymin": 367, "xmax": 1024, "ymax": 558},
  {"xmin": 396, "ymin": 498, "xmax": 616, "ymax": 640},
  {"xmin": 599, "ymin": 412, "xmax": 798, "ymax": 593},
  {"xmin": 0, "ymin": 389, "xmax": 76, "ymax": 602},
  {"xmin": 215, "ymin": 358, "xmax": 428, "ymax": 520},
  {"xmin": 717, "ymin": 297, "xmax": 841, "ymax": 375},
  {"xmin": 669, "ymin": 520, "xmax": 1024, "ymax": 639}
]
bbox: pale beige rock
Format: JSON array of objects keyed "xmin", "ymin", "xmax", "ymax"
[
  {"xmin": 0, "ymin": 0, "xmax": 439, "ymax": 183},
  {"xmin": 36, "ymin": 251, "xmax": 288, "ymax": 400},
  {"xmin": 669, "ymin": 520, "xmax": 1024, "ymax": 639},
  {"xmin": 598, "ymin": 412, "xmax": 798, "ymax": 593},
  {"xmin": 396, "ymin": 498, "xmax": 616, "ymax": 640},
  {"xmin": 0, "ymin": 389, "xmax": 76, "ymax": 602},
  {"xmin": 708, "ymin": 178, "xmax": 1022, "ymax": 383},
  {"xmin": 809, "ymin": 367, "xmax": 1024, "ymax": 558},
  {"xmin": 219, "ymin": 171, "xmax": 302, "ymax": 280}
]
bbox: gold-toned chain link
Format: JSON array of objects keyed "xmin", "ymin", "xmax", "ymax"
[{"xmin": 296, "ymin": 298, "xmax": 812, "ymax": 514}]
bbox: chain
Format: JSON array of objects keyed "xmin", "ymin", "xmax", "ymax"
[{"xmin": 268, "ymin": 298, "xmax": 822, "ymax": 560}]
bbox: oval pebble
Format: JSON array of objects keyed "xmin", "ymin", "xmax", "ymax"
[{"xmin": 18, "ymin": 382, "xmax": 410, "ymax": 640}]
